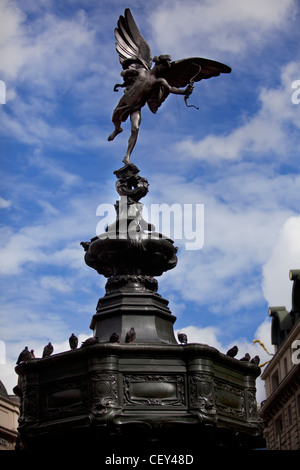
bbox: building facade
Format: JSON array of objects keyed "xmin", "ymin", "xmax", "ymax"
[
  {"xmin": 259, "ymin": 270, "xmax": 300, "ymax": 450},
  {"xmin": 0, "ymin": 380, "xmax": 19, "ymax": 450}
]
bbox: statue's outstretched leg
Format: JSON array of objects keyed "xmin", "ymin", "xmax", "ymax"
[
  {"xmin": 108, "ymin": 125, "xmax": 123, "ymax": 141},
  {"xmin": 123, "ymin": 110, "xmax": 141, "ymax": 164}
]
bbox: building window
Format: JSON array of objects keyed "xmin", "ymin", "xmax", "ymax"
[
  {"xmin": 275, "ymin": 415, "xmax": 283, "ymax": 436},
  {"xmin": 283, "ymin": 357, "xmax": 288, "ymax": 376},
  {"xmin": 287, "ymin": 404, "xmax": 292, "ymax": 426},
  {"xmin": 271, "ymin": 370, "xmax": 279, "ymax": 392}
]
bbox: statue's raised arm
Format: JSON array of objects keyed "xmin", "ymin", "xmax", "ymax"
[{"xmin": 108, "ymin": 9, "xmax": 231, "ymax": 164}]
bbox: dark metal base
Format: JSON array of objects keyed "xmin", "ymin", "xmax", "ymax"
[
  {"xmin": 15, "ymin": 342, "xmax": 264, "ymax": 451},
  {"xmin": 91, "ymin": 289, "xmax": 177, "ymax": 344}
]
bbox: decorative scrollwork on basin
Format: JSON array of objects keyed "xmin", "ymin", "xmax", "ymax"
[
  {"xmin": 40, "ymin": 380, "xmax": 88, "ymax": 418},
  {"xmin": 90, "ymin": 373, "xmax": 120, "ymax": 416},
  {"xmin": 123, "ymin": 375, "xmax": 185, "ymax": 407},
  {"xmin": 105, "ymin": 274, "xmax": 158, "ymax": 293},
  {"xmin": 19, "ymin": 385, "xmax": 39, "ymax": 426},
  {"xmin": 247, "ymin": 388, "xmax": 258, "ymax": 418},
  {"xmin": 215, "ymin": 381, "xmax": 246, "ymax": 418},
  {"xmin": 189, "ymin": 374, "xmax": 216, "ymax": 415}
]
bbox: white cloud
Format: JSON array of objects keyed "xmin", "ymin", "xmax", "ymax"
[
  {"xmin": 0, "ymin": 227, "xmax": 44, "ymax": 275},
  {"xmin": 175, "ymin": 325, "xmax": 223, "ymax": 350},
  {"xmin": 147, "ymin": 171, "xmax": 297, "ymax": 313},
  {"xmin": 40, "ymin": 275, "xmax": 73, "ymax": 293},
  {"xmin": 0, "ymin": 0, "xmax": 27, "ymax": 79},
  {"xmin": 150, "ymin": 0, "xmax": 295, "ymax": 57},
  {"xmin": 262, "ymin": 216, "xmax": 300, "ymax": 310},
  {"xmin": 0, "ymin": 0, "xmax": 115, "ymax": 150},
  {"xmin": 29, "ymin": 150, "xmax": 81, "ymax": 187},
  {"xmin": 0, "ymin": 185, "xmax": 101, "ymax": 275},
  {"xmin": 0, "ymin": 221, "xmax": 85, "ymax": 275},
  {"xmin": 175, "ymin": 60, "xmax": 300, "ymax": 161},
  {"xmin": 0, "ymin": 1, "xmax": 95, "ymax": 83},
  {"xmin": 0, "ymin": 197, "xmax": 11, "ymax": 209}
]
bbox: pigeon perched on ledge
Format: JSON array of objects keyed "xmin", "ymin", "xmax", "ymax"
[
  {"xmin": 81, "ymin": 337, "xmax": 99, "ymax": 347},
  {"xmin": 177, "ymin": 332, "xmax": 188, "ymax": 345},
  {"xmin": 43, "ymin": 342, "xmax": 54, "ymax": 357},
  {"xmin": 250, "ymin": 355, "xmax": 260, "ymax": 365},
  {"xmin": 69, "ymin": 333, "xmax": 78, "ymax": 350},
  {"xmin": 109, "ymin": 332, "xmax": 120, "ymax": 343},
  {"xmin": 240, "ymin": 353, "xmax": 250, "ymax": 362},
  {"xmin": 16, "ymin": 346, "xmax": 31, "ymax": 364},
  {"xmin": 125, "ymin": 327, "xmax": 136, "ymax": 344},
  {"xmin": 226, "ymin": 345, "xmax": 238, "ymax": 357}
]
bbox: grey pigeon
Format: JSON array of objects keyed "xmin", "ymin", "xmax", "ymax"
[
  {"xmin": 81, "ymin": 337, "xmax": 98, "ymax": 347},
  {"xmin": 177, "ymin": 332, "xmax": 188, "ymax": 345},
  {"xmin": 69, "ymin": 333, "xmax": 78, "ymax": 350},
  {"xmin": 240, "ymin": 353, "xmax": 250, "ymax": 362},
  {"xmin": 125, "ymin": 327, "xmax": 136, "ymax": 344},
  {"xmin": 16, "ymin": 346, "xmax": 31, "ymax": 365},
  {"xmin": 226, "ymin": 345, "xmax": 238, "ymax": 357},
  {"xmin": 43, "ymin": 342, "xmax": 54, "ymax": 357},
  {"xmin": 29, "ymin": 349, "xmax": 35, "ymax": 359},
  {"xmin": 109, "ymin": 332, "xmax": 120, "ymax": 343},
  {"xmin": 250, "ymin": 355, "xmax": 260, "ymax": 365}
]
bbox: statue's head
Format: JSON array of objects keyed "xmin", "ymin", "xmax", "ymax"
[{"xmin": 153, "ymin": 55, "xmax": 172, "ymax": 68}]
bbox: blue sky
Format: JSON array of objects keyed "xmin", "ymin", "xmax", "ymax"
[{"xmin": 1, "ymin": 0, "xmax": 300, "ymax": 402}]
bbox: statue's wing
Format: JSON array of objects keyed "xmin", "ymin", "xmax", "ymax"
[
  {"xmin": 114, "ymin": 9, "xmax": 152, "ymax": 70},
  {"xmin": 163, "ymin": 57, "xmax": 231, "ymax": 87}
]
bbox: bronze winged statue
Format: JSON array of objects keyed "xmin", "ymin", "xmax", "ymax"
[{"xmin": 108, "ymin": 9, "xmax": 231, "ymax": 164}]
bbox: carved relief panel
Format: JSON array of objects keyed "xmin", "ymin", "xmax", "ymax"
[
  {"xmin": 215, "ymin": 380, "xmax": 246, "ymax": 419},
  {"xmin": 40, "ymin": 379, "xmax": 88, "ymax": 420},
  {"xmin": 90, "ymin": 373, "xmax": 119, "ymax": 416},
  {"xmin": 189, "ymin": 373, "xmax": 216, "ymax": 416},
  {"xmin": 123, "ymin": 374, "xmax": 185, "ymax": 407}
]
